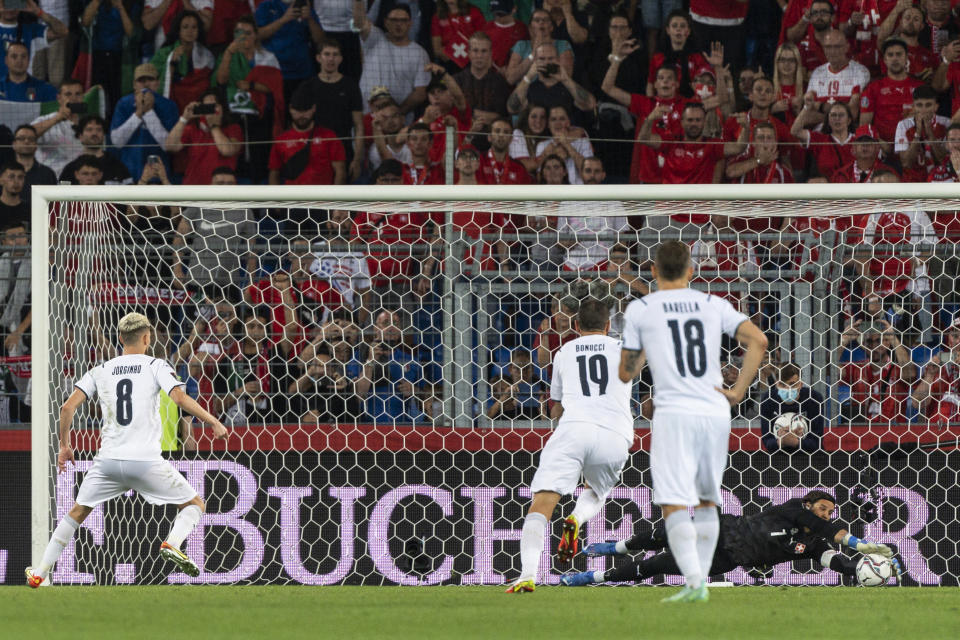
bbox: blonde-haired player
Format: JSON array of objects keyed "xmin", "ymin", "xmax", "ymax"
[{"xmin": 26, "ymin": 312, "xmax": 229, "ymax": 587}]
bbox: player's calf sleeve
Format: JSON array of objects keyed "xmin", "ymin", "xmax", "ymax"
[
  {"xmin": 166, "ymin": 504, "xmax": 202, "ymax": 549},
  {"xmin": 664, "ymin": 510, "xmax": 703, "ymax": 589},
  {"xmin": 693, "ymin": 506, "xmax": 720, "ymax": 580},
  {"xmin": 38, "ymin": 515, "xmax": 80, "ymax": 578},
  {"xmin": 519, "ymin": 512, "xmax": 548, "ymax": 581},
  {"xmin": 570, "ymin": 488, "xmax": 604, "ymax": 525}
]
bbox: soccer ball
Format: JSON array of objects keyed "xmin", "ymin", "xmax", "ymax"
[
  {"xmin": 773, "ymin": 412, "xmax": 809, "ymax": 438},
  {"xmin": 856, "ymin": 554, "xmax": 893, "ymax": 586}
]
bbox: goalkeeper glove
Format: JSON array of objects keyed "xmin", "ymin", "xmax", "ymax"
[{"xmin": 841, "ymin": 533, "xmax": 893, "ymax": 558}]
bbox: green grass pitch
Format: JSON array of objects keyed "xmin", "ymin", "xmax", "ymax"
[{"xmin": 2, "ymin": 586, "xmax": 958, "ymax": 639}]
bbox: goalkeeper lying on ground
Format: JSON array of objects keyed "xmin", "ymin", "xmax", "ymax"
[{"xmin": 560, "ymin": 490, "xmax": 903, "ymax": 586}]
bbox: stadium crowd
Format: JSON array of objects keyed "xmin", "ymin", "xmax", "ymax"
[{"xmin": 3, "ymin": 0, "xmax": 960, "ymax": 437}]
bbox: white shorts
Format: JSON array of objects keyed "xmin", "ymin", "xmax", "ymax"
[
  {"xmin": 530, "ymin": 422, "xmax": 630, "ymax": 498},
  {"xmin": 650, "ymin": 412, "xmax": 730, "ymax": 507},
  {"xmin": 75, "ymin": 458, "xmax": 197, "ymax": 508}
]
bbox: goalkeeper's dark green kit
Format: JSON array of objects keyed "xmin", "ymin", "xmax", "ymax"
[{"xmin": 606, "ymin": 499, "xmax": 858, "ymax": 581}]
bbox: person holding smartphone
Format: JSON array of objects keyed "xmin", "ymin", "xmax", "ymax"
[
  {"xmin": 505, "ymin": 41, "xmax": 595, "ymax": 123},
  {"xmin": 0, "ymin": 0, "xmax": 68, "ymax": 80},
  {"xmin": 165, "ymin": 89, "xmax": 243, "ymax": 184},
  {"xmin": 212, "ymin": 15, "xmax": 283, "ymax": 182},
  {"xmin": 254, "ymin": 0, "xmax": 324, "ymax": 103},
  {"xmin": 110, "ymin": 62, "xmax": 180, "ymax": 180}
]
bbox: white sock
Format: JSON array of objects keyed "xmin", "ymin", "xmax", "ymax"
[
  {"xmin": 518, "ymin": 512, "xmax": 547, "ymax": 582},
  {"xmin": 694, "ymin": 506, "xmax": 720, "ymax": 582},
  {"xmin": 664, "ymin": 510, "xmax": 703, "ymax": 589},
  {"xmin": 592, "ymin": 570, "xmax": 605, "ymax": 583},
  {"xmin": 614, "ymin": 540, "xmax": 629, "ymax": 554},
  {"xmin": 165, "ymin": 505, "xmax": 202, "ymax": 549},
  {"xmin": 38, "ymin": 515, "xmax": 79, "ymax": 579},
  {"xmin": 570, "ymin": 488, "xmax": 604, "ymax": 525}
]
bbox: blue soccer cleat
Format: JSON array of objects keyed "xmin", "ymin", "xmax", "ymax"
[
  {"xmin": 560, "ymin": 571, "xmax": 596, "ymax": 587},
  {"xmin": 584, "ymin": 542, "xmax": 618, "ymax": 557}
]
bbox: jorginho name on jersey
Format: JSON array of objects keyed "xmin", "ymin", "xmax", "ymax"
[
  {"xmin": 622, "ymin": 289, "xmax": 747, "ymax": 417},
  {"xmin": 549, "ymin": 335, "xmax": 634, "ymax": 444},
  {"xmin": 74, "ymin": 354, "xmax": 186, "ymax": 461}
]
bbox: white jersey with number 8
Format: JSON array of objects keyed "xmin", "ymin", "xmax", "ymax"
[
  {"xmin": 74, "ymin": 354, "xmax": 185, "ymax": 461},
  {"xmin": 622, "ymin": 289, "xmax": 747, "ymax": 418},
  {"xmin": 549, "ymin": 335, "xmax": 634, "ymax": 444}
]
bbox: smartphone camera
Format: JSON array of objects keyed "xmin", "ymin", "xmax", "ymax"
[
  {"xmin": 147, "ymin": 155, "xmax": 161, "ymax": 165},
  {"xmin": 543, "ymin": 63, "xmax": 560, "ymax": 76},
  {"xmin": 68, "ymin": 102, "xmax": 88, "ymax": 115},
  {"xmin": 194, "ymin": 103, "xmax": 216, "ymax": 115}
]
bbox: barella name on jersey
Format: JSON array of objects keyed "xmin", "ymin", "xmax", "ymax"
[
  {"xmin": 661, "ymin": 301, "xmax": 701, "ymax": 314},
  {"xmin": 110, "ymin": 365, "xmax": 143, "ymax": 375}
]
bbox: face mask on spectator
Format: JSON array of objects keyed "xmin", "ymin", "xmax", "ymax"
[{"xmin": 777, "ymin": 387, "xmax": 799, "ymax": 403}]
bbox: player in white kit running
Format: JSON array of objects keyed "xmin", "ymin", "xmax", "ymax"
[
  {"xmin": 26, "ymin": 313, "xmax": 229, "ymax": 587},
  {"xmin": 619, "ymin": 241, "xmax": 768, "ymax": 603},
  {"xmin": 506, "ymin": 299, "xmax": 635, "ymax": 593}
]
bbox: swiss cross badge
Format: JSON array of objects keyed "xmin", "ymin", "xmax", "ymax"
[{"xmin": 794, "ymin": 543, "xmax": 806, "ymax": 554}]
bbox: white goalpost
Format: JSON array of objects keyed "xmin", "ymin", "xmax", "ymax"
[{"xmin": 30, "ymin": 183, "xmax": 960, "ymax": 586}]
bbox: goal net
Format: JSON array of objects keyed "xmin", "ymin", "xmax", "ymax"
[{"xmin": 31, "ymin": 183, "xmax": 960, "ymax": 586}]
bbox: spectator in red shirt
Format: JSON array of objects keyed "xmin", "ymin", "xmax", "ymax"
[
  {"xmin": 482, "ymin": 0, "xmax": 529, "ymax": 69},
  {"xmin": 783, "ymin": 0, "xmax": 836, "ymax": 50},
  {"xmin": 839, "ymin": 319, "xmax": 913, "ymax": 424},
  {"xmin": 638, "ymin": 101, "xmax": 748, "ymax": 187},
  {"xmin": 419, "ymin": 65, "xmax": 471, "ymax": 164},
  {"xmin": 534, "ymin": 295, "xmax": 577, "ymax": 368},
  {"xmin": 792, "ymin": 95, "xmax": 856, "ymax": 178},
  {"xmin": 646, "ymin": 9, "xmax": 709, "ymax": 97},
  {"xmin": 481, "ymin": 117, "xmax": 532, "ymax": 185},
  {"xmin": 245, "ymin": 267, "xmax": 342, "ymax": 354},
  {"xmin": 402, "ymin": 123, "xmax": 445, "ymax": 185},
  {"xmin": 444, "ymin": 145, "xmax": 508, "ymax": 277},
  {"xmin": 913, "ymin": 322, "xmax": 960, "ymax": 422},
  {"xmin": 352, "ymin": 160, "xmax": 435, "ymax": 289},
  {"xmin": 836, "ymin": 0, "xmax": 885, "ymax": 73},
  {"xmin": 184, "ymin": 298, "xmax": 240, "ymax": 415},
  {"xmin": 896, "ymin": 85, "xmax": 951, "ymax": 182},
  {"xmin": 859, "ymin": 38, "xmax": 922, "ymax": 151},
  {"xmin": 878, "ymin": 5, "xmax": 940, "ymax": 81},
  {"xmin": 164, "ymin": 90, "xmax": 242, "ymax": 185},
  {"xmin": 268, "ymin": 90, "xmax": 346, "ymax": 186},
  {"xmin": 831, "ymin": 124, "xmax": 898, "ymax": 182},
  {"xmin": 431, "ymin": 0, "xmax": 486, "ymax": 73},
  {"xmin": 726, "ymin": 121, "xmax": 795, "ymax": 184},
  {"xmin": 772, "ymin": 43, "xmax": 806, "ymax": 124},
  {"xmin": 932, "ymin": 36, "xmax": 960, "ymax": 113},
  {"xmin": 603, "ymin": 51, "xmax": 687, "ymax": 184},
  {"xmin": 723, "ymin": 76, "xmax": 795, "ymax": 162},
  {"xmin": 927, "ymin": 122, "xmax": 960, "ymax": 190}
]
